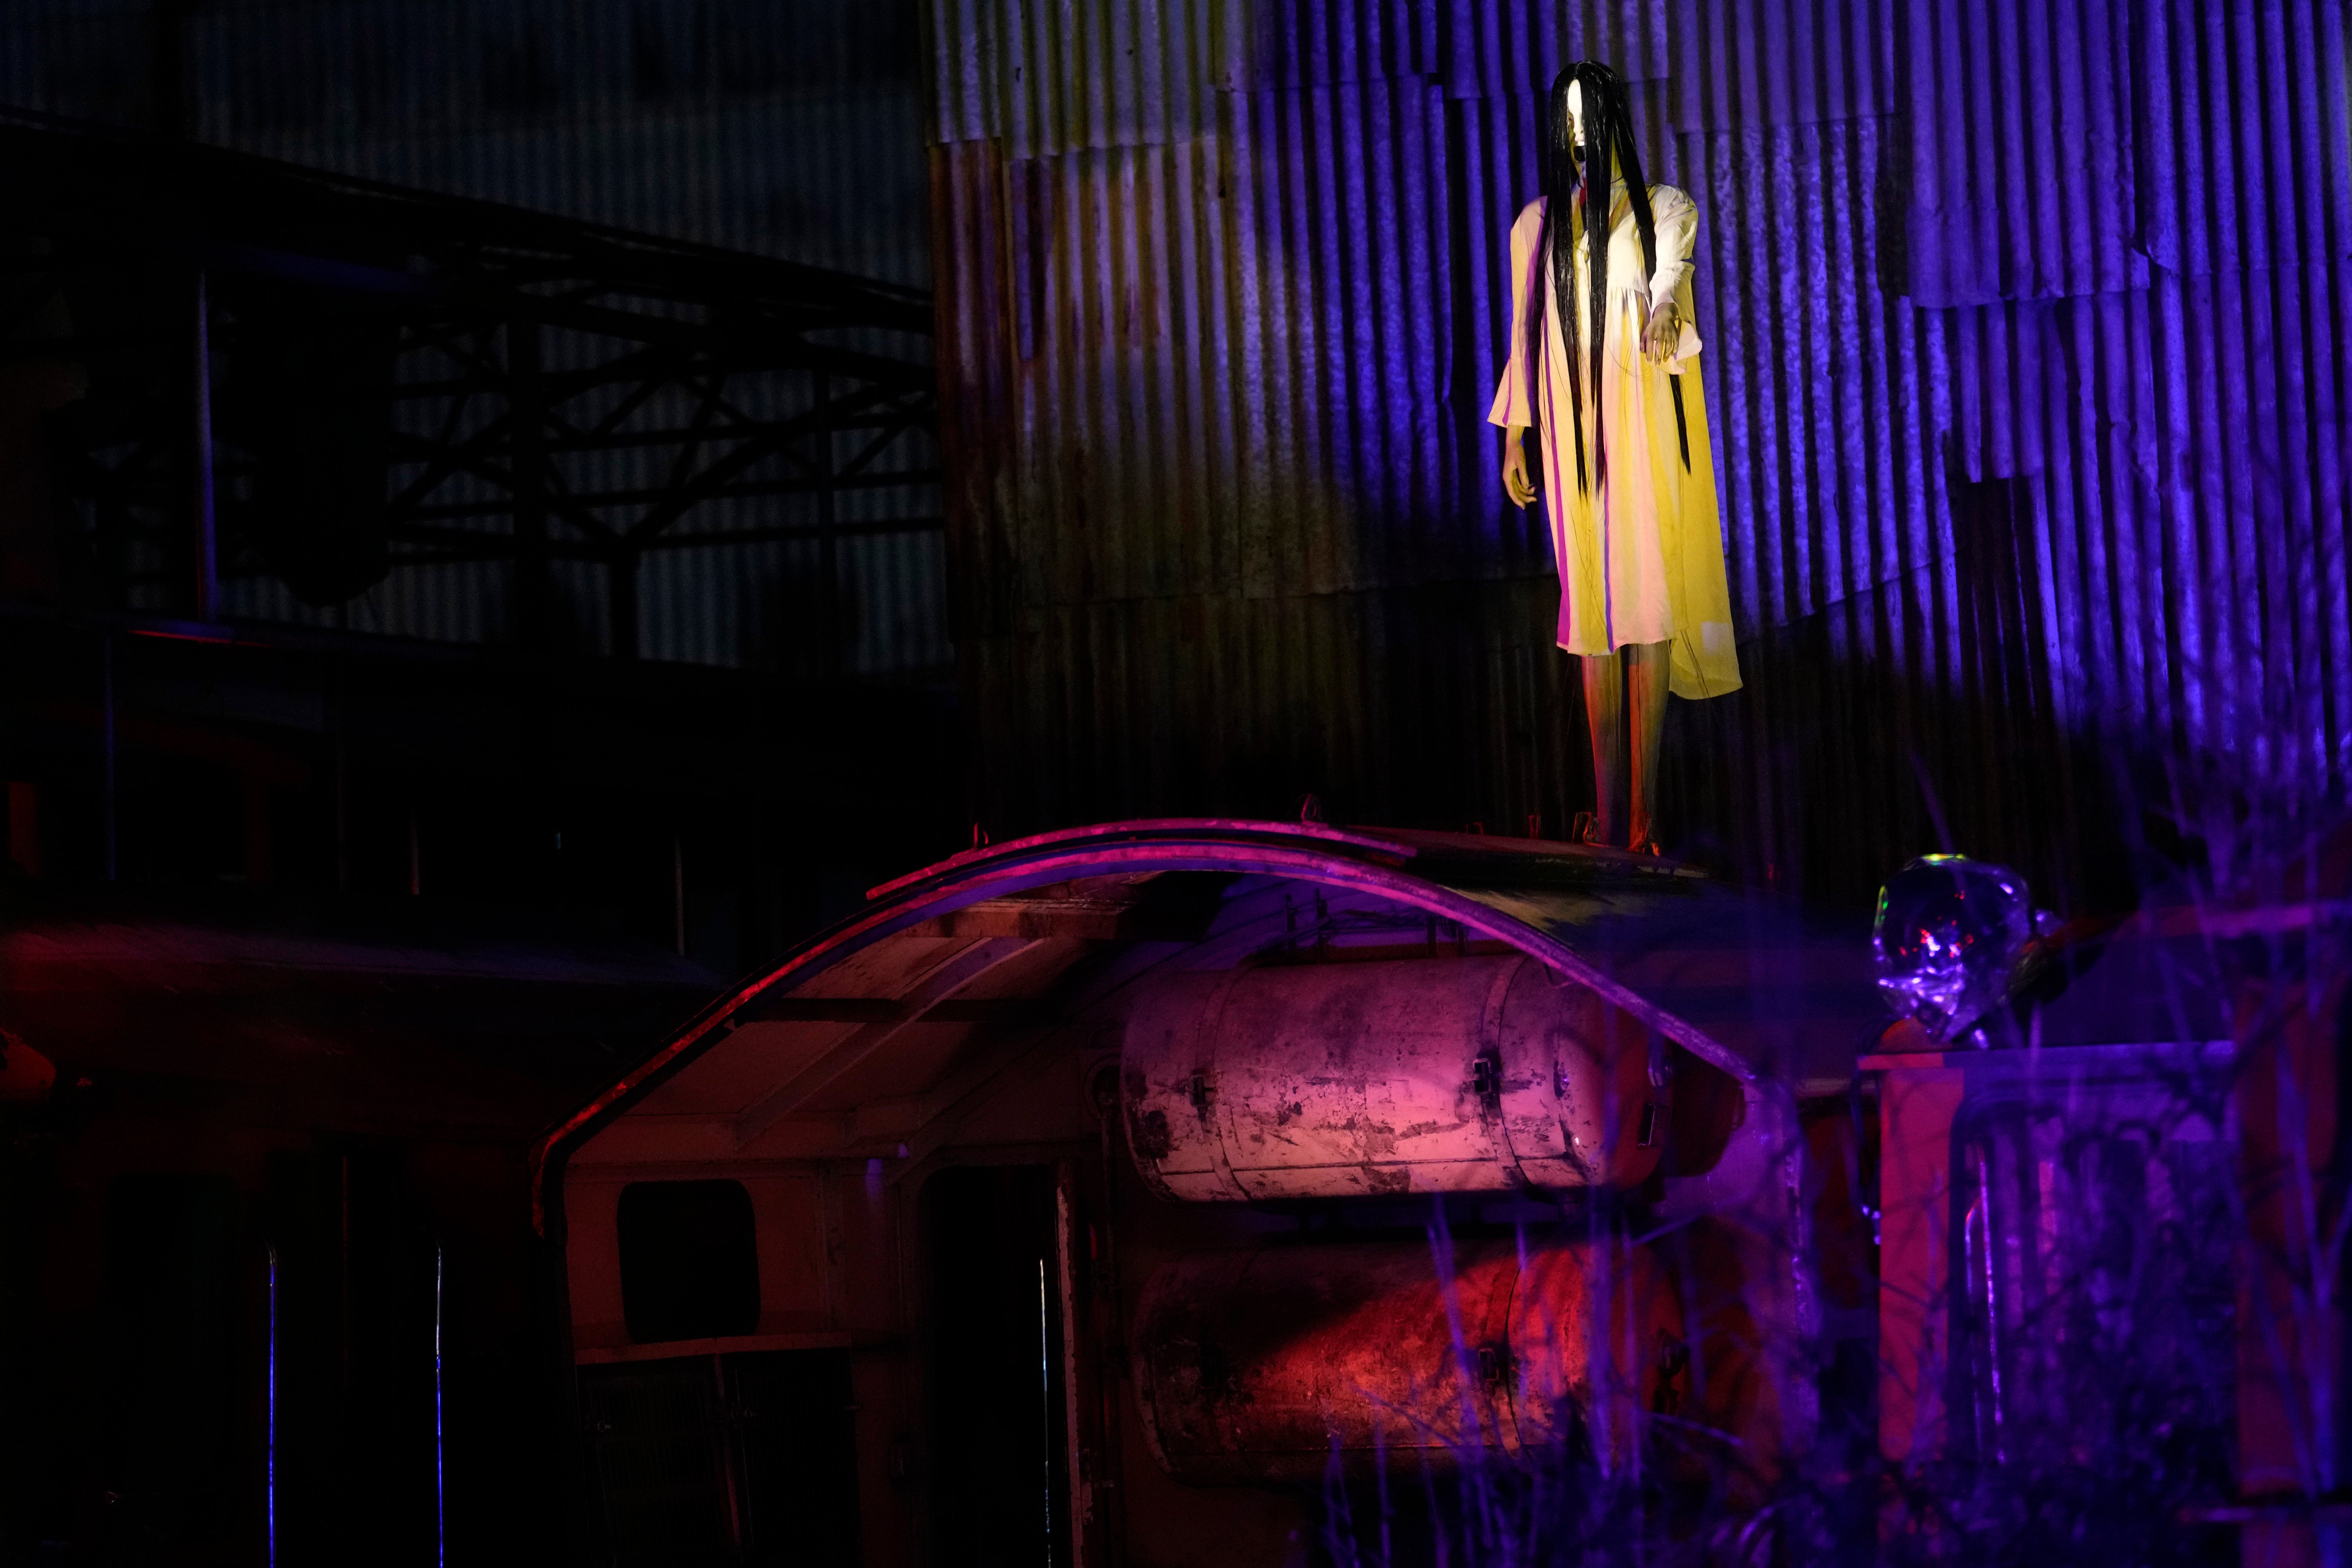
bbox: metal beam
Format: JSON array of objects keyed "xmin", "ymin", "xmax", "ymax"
[{"xmin": 5, "ymin": 115, "xmax": 941, "ymax": 651}]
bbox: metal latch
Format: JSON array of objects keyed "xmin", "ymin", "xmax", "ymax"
[{"xmin": 1470, "ymin": 1054, "xmax": 1502, "ymax": 1107}]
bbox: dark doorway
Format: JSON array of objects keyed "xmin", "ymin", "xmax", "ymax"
[
  {"xmin": 922, "ymin": 1163, "xmax": 1071, "ymax": 1568},
  {"xmin": 578, "ymin": 1348, "xmax": 859, "ymax": 1568},
  {"xmin": 265, "ymin": 1148, "xmax": 440, "ymax": 1566}
]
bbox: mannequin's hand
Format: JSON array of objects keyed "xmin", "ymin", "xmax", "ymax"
[
  {"xmin": 1643, "ymin": 299, "xmax": 1682, "ymax": 365},
  {"xmin": 1502, "ymin": 427, "xmax": 1537, "ymax": 508}
]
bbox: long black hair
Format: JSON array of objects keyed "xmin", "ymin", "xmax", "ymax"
[{"xmin": 1522, "ymin": 62, "xmax": 1662, "ymax": 497}]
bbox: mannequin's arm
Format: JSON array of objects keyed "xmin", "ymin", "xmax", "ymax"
[
  {"xmin": 1502, "ymin": 425, "xmax": 1536, "ymax": 508},
  {"xmin": 1642, "ymin": 299, "xmax": 1682, "ymax": 364},
  {"xmin": 1642, "ymin": 187, "xmax": 1699, "ymax": 364}
]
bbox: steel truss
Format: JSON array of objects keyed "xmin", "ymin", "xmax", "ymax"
[{"xmin": 0, "ymin": 111, "xmax": 940, "ymax": 662}]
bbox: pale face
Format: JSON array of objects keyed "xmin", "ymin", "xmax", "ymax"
[{"xmin": 1563, "ymin": 80, "xmax": 1612, "ymax": 178}]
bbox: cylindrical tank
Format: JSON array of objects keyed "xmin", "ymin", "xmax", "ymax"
[
  {"xmin": 1132, "ymin": 1236, "xmax": 1684, "ymax": 1484},
  {"xmin": 1121, "ymin": 956, "xmax": 1663, "ymax": 1201}
]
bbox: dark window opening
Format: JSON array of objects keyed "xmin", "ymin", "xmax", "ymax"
[
  {"xmin": 618, "ymin": 1180, "xmax": 760, "ymax": 1343},
  {"xmin": 922, "ymin": 1164, "xmax": 1072, "ymax": 1568}
]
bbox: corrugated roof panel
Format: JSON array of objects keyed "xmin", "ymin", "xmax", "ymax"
[
  {"xmin": 1442, "ymin": 0, "xmax": 1669, "ymax": 101},
  {"xmin": 2135, "ymin": 0, "xmax": 2352, "ymax": 279},
  {"xmin": 1667, "ymin": 0, "xmax": 1895, "ymax": 129},
  {"xmin": 1220, "ymin": 0, "xmax": 1441, "ymax": 90},
  {"xmin": 1900, "ymin": 0, "xmax": 2147, "ymax": 307},
  {"xmin": 1681, "ymin": 114, "xmax": 1948, "ymax": 630}
]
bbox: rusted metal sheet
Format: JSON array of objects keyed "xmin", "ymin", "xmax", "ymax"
[
  {"xmin": 1122, "ymin": 955, "xmax": 1661, "ymax": 1199},
  {"xmin": 1132, "ymin": 1235, "xmax": 1682, "ymax": 1483},
  {"xmin": 927, "ymin": 0, "xmax": 2352, "ymax": 914}
]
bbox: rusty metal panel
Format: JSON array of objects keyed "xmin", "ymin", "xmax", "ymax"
[
  {"xmin": 1132, "ymin": 1235, "xmax": 1682, "ymax": 1483},
  {"xmin": 1122, "ymin": 955, "xmax": 1660, "ymax": 1199}
]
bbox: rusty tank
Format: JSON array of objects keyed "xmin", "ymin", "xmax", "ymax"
[
  {"xmin": 1121, "ymin": 956, "xmax": 1663, "ymax": 1201},
  {"xmin": 1131, "ymin": 1236, "xmax": 1684, "ymax": 1484}
]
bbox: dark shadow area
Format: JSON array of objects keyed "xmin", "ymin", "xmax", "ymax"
[
  {"xmin": 578, "ymin": 1349, "xmax": 860, "ymax": 1568},
  {"xmin": 921, "ymin": 1164, "xmax": 1071, "ymax": 1568}
]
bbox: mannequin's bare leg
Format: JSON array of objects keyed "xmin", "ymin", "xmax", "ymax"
[
  {"xmin": 1627, "ymin": 640, "xmax": 1668, "ymax": 852},
  {"xmin": 1583, "ymin": 642, "xmax": 1670, "ymax": 850},
  {"xmin": 1581, "ymin": 650, "xmax": 1628, "ymax": 846}
]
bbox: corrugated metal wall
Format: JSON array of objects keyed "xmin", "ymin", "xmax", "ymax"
[
  {"xmin": 1, "ymin": 0, "xmax": 950, "ymax": 679},
  {"xmin": 929, "ymin": 0, "xmax": 2352, "ymax": 909}
]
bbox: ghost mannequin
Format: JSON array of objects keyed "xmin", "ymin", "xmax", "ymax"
[{"xmin": 1489, "ymin": 63, "xmax": 1740, "ymax": 853}]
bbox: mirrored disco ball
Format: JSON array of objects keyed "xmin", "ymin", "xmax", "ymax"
[{"xmin": 1872, "ymin": 855, "xmax": 2032, "ymax": 1042}]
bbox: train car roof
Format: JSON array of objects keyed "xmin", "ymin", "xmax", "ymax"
[{"xmin": 533, "ymin": 820, "xmax": 1886, "ymax": 1228}]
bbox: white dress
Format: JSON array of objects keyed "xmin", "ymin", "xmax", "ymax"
[{"xmin": 1488, "ymin": 184, "xmax": 1742, "ymax": 699}]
